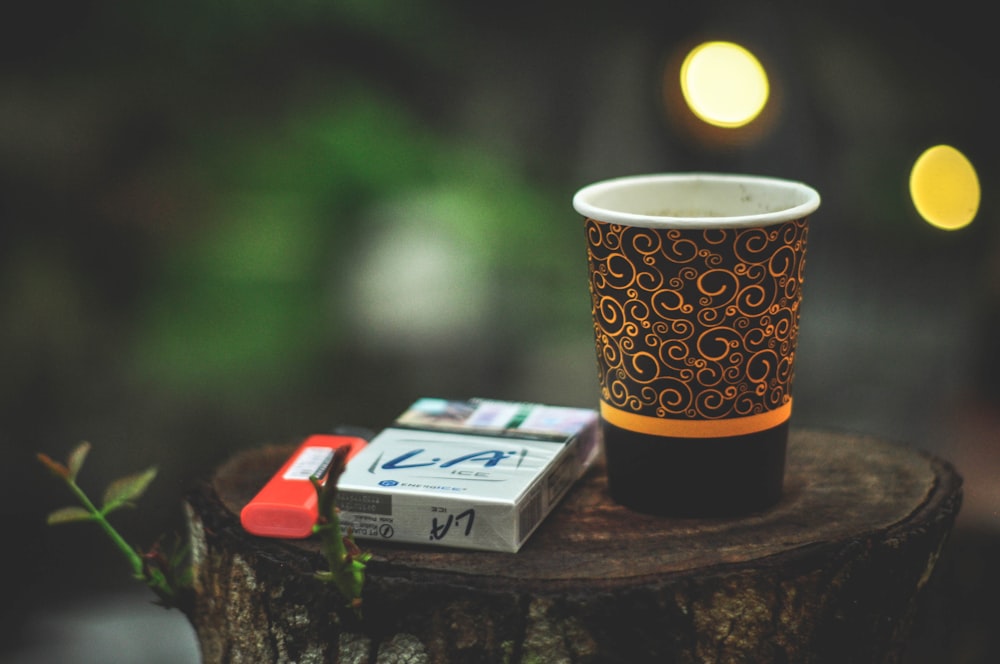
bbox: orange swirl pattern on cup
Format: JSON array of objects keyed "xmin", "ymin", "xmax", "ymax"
[{"xmin": 587, "ymin": 217, "xmax": 809, "ymax": 438}]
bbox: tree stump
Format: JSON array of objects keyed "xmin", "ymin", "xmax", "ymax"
[{"xmin": 183, "ymin": 429, "xmax": 962, "ymax": 663}]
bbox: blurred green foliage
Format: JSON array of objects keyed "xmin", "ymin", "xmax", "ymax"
[
  {"xmin": 130, "ymin": 86, "xmax": 581, "ymax": 396},
  {"xmin": 2, "ymin": 1, "xmax": 588, "ymax": 406}
]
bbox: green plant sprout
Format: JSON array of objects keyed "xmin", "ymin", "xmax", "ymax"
[
  {"xmin": 37, "ymin": 442, "xmax": 192, "ymax": 611},
  {"xmin": 39, "ymin": 441, "xmax": 368, "ymax": 616},
  {"xmin": 310, "ymin": 444, "xmax": 371, "ymax": 613}
]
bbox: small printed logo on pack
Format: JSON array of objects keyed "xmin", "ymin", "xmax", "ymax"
[
  {"xmin": 283, "ymin": 447, "xmax": 334, "ymax": 481},
  {"xmin": 429, "ymin": 508, "xmax": 476, "ymax": 542}
]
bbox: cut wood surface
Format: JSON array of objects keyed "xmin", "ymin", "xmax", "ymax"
[{"xmin": 184, "ymin": 429, "xmax": 962, "ymax": 663}]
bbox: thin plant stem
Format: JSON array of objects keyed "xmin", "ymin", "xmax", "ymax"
[{"xmin": 66, "ymin": 478, "xmax": 146, "ymax": 579}]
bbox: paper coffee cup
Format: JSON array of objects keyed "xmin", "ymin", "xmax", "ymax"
[{"xmin": 574, "ymin": 173, "xmax": 820, "ymax": 516}]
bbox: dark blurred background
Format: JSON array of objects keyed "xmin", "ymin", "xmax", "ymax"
[{"xmin": 3, "ymin": 1, "xmax": 998, "ymax": 662}]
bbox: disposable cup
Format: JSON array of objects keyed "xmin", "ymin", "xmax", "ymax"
[{"xmin": 574, "ymin": 173, "xmax": 820, "ymax": 516}]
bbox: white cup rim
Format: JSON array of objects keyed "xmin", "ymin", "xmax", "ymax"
[{"xmin": 573, "ymin": 172, "xmax": 820, "ymax": 229}]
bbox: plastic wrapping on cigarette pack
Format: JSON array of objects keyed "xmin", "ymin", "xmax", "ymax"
[{"xmin": 334, "ymin": 398, "xmax": 600, "ymax": 552}]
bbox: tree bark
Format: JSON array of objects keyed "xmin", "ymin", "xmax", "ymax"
[{"xmin": 183, "ymin": 429, "xmax": 962, "ymax": 663}]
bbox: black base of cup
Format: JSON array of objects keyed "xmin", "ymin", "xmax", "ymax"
[{"xmin": 602, "ymin": 419, "xmax": 788, "ymax": 517}]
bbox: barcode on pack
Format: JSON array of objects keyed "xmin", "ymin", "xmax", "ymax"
[
  {"xmin": 283, "ymin": 447, "xmax": 335, "ymax": 481},
  {"xmin": 518, "ymin": 487, "xmax": 545, "ymax": 543}
]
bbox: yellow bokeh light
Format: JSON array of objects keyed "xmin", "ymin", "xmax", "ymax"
[
  {"xmin": 680, "ymin": 41, "xmax": 769, "ymax": 128},
  {"xmin": 909, "ymin": 145, "xmax": 980, "ymax": 231}
]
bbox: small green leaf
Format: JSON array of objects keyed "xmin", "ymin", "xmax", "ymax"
[
  {"xmin": 102, "ymin": 467, "xmax": 158, "ymax": 513},
  {"xmin": 47, "ymin": 506, "xmax": 94, "ymax": 525},
  {"xmin": 67, "ymin": 442, "xmax": 91, "ymax": 481}
]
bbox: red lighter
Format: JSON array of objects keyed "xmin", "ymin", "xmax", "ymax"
[{"xmin": 240, "ymin": 434, "xmax": 367, "ymax": 539}]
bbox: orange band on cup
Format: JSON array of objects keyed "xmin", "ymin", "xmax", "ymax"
[{"xmin": 600, "ymin": 399, "xmax": 792, "ymax": 439}]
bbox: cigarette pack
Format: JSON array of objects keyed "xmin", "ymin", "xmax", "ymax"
[{"xmin": 335, "ymin": 398, "xmax": 600, "ymax": 552}]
